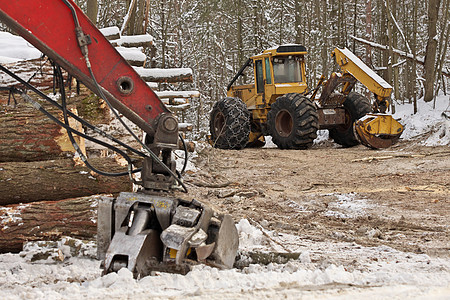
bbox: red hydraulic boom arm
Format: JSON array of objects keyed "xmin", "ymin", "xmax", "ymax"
[
  {"xmin": 0, "ymin": 0, "xmax": 181, "ymax": 190},
  {"xmin": 0, "ymin": 0, "xmax": 175, "ymax": 141}
]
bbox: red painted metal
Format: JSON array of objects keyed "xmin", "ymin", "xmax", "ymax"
[{"xmin": 0, "ymin": 0, "xmax": 169, "ymax": 135}]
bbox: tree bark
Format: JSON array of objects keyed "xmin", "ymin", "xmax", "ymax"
[
  {"xmin": 294, "ymin": 0, "xmax": 302, "ymax": 44},
  {"xmin": 0, "ymin": 104, "xmax": 85, "ymax": 162},
  {"xmin": 321, "ymin": 0, "xmax": 328, "ymax": 76},
  {"xmin": 434, "ymin": 0, "xmax": 449, "ymax": 97},
  {"xmin": 0, "ymin": 58, "xmax": 54, "ymax": 91},
  {"xmin": 86, "ymin": 0, "xmax": 98, "ymax": 25},
  {"xmin": 385, "ymin": 0, "xmax": 396, "ymax": 113},
  {"xmin": 0, "ymin": 195, "xmax": 110, "ymax": 253},
  {"xmin": 0, "ymin": 158, "xmax": 132, "ymax": 205},
  {"xmin": 121, "ymin": 0, "xmax": 137, "ymax": 35},
  {"xmin": 412, "ymin": 0, "xmax": 419, "ymax": 113},
  {"xmin": 424, "ymin": 0, "xmax": 442, "ymax": 102},
  {"xmin": 365, "ymin": 0, "xmax": 373, "ymax": 66}
]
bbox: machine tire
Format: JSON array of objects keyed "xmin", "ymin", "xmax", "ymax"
[
  {"xmin": 267, "ymin": 93, "xmax": 319, "ymax": 149},
  {"xmin": 329, "ymin": 92, "xmax": 372, "ymax": 147},
  {"xmin": 209, "ymin": 97, "xmax": 250, "ymax": 149}
]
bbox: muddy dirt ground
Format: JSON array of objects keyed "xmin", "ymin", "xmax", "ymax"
[{"xmin": 179, "ymin": 140, "xmax": 449, "ymax": 259}]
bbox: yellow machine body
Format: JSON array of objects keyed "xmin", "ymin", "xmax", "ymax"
[
  {"xmin": 220, "ymin": 45, "xmax": 404, "ymax": 149},
  {"xmin": 227, "ymin": 45, "xmax": 308, "ymax": 127}
]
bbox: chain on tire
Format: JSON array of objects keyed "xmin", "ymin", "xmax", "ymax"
[{"xmin": 209, "ymin": 97, "xmax": 250, "ymax": 149}]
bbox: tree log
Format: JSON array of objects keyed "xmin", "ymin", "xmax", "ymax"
[
  {"xmin": 110, "ymin": 34, "xmax": 154, "ymax": 48},
  {"xmin": 0, "ymin": 157, "xmax": 132, "ymax": 205},
  {"xmin": 0, "ymin": 58, "xmax": 55, "ymax": 92},
  {"xmin": 134, "ymin": 67, "xmax": 193, "ymax": 83},
  {"xmin": 0, "ymin": 194, "xmax": 111, "ymax": 253},
  {"xmin": 0, "ymin": 103, "xmax": 85, "ymax": 162}
]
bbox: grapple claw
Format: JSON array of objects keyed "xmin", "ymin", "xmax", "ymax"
[
  {"xmin": 354, "ymin": 114, "xmax": 403, "ymax": 149},
  {"xmin": 97, "ymin": 192, "xmax": 239, "ymax": 277}
]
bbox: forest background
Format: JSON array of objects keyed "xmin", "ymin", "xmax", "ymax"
[{"xmin": 4, "ymin": 0, "xmax": 448, "ymax": 140}]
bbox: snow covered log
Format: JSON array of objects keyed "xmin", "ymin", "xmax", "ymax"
[
  {"xmin": 178, "ymin": 123, "xmax": 193, "ymax": 132},
  {"xmin": 0, "ymin": 195, "xmax": 109, "ymax": 253},
  {"xmin": 99, "ymin": 26, "xmax": 120, "ymax": 41},
  {"xmin": 166, "ymin": 103, "xmax": 191, "ymax": 111},
  {"xmin": 0, "ymin": 158, "xmax": 132, "ymax": 205},
  {"xmin": 0, "ymin": 104, "xmax": 85, "ymax": 162},
  {"xmin": 115, "ymin": 46, "xmax": 146, "ymax": 67},
  {"xmin": 0, "ymin": 58, "xmax": 54, "ymax": 90},
  {"xmin": 110, "ymin": 34, "xmax": 154, "ymax": 48},
  {"xmin": 134, "ymin": 67, "xmax": 193, "ymax": 83},
  {"xmin": 157, "ymin": 90, "xmax": 200, "ymax": 106},
  {"xmin": 155, "ymin": 90, "xmax": 200, "ymax": 99}
]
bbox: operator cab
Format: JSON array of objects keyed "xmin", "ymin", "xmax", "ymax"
[{"xmin": 250, "ymin": 44, "xmax": 308, "ymax": 103}]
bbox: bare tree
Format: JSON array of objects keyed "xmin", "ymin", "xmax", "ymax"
[
  {"xmin": 86, "ymin": 0, "xmax": 98, "ymax": 25},
  {"xmin": 423, "ymin": 0, "xmax": 442, "ymax": 102}
]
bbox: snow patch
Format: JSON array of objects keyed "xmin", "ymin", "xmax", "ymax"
[
  {"xmin": 0, "ymin": 32, "xmax": 41, "ymax": 63},
  {"xmin": 324, "ymin": 193, "xmax": 373, "ymax": 219},
  {"xmin": 0, "ymin": 222, "xmax": 449, "ymax": 299},
  {"xmin": 0, "ymin": 204, "xmax": 30, "ymax": 230},
  {"xmin": 394, "ymin": 94, "xmax": 450, "ymax": 146}
]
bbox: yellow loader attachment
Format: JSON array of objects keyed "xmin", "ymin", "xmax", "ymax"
[
  {"xmin": 355, "ymin": 114, "xmax": 404, "ymax": 149},
  {"xmin": 331, "ymin": 47, "xmax": 404, "ymax": 149}
]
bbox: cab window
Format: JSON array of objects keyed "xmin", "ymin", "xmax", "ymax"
[
  {"xmin": 255, "ymin": 60, "xmax": 264, "ymax": 93},
  {"xmin": 273, "ymin": 56, "xmax": 303, "ymax": 83},
  {"xmin": 265, "ymin": 58, "xmax": 272, "ymax": 85}
]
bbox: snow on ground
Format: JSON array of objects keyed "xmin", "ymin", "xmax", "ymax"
[
  {"xmin": 1, "ymin": 32, "xmax": 449, "ymax": 299},
  {"xmin": 1, "ymin": 220, "xmax": 449, "ymax": 299},
  {"xmin": 393, "ymin": 93, "xmax": 450, "ymax": 146},
  {"xmin": 0, "ymin": 32, "xmax": 41, "ymax": 64},
  {"xmin": 323, "ymin": 193, "xmax": 373, "ymax": 219}
]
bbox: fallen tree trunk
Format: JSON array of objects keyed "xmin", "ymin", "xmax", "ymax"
[
  {"xmin": 0, "ymin": 194, "xmax": 112, "ymax": 253},
  {"xmin": 0, "ymin": 157, "xmax": 132, "ymax": 205},
  {"xmin": 0, "ymin": 103, "xmax": 85, "ymax": 162}
]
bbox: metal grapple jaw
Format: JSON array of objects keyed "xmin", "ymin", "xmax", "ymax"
[
  {"xmin": 97, "ymin": 192, "xmax": 239, "ymax": 277},
  {"xmin": 354, "ymin": 114, "xmax": 404, "ymax": 149}
]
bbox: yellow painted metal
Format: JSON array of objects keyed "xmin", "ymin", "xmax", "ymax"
[
  {"xmin": 274, "ymin": 83, "xmax": 307, "ymax": 97},
  {"xmin": 331, "ymin": 47, "xmax": 404, "ymax": 148},
  {"xmin": 248, "ymin": 131, "xmax": 265, "ymax": 144},
  {"xmin": 228, "ymin": 47, "xmax": 308, "ymax": 123},
  {"xmin": 225, "ymin": 45, "xmax": 403, "ymax": 149},
  {"xmin": 169, "ymin": 248, "xmax": 191, "ymax": 259},
  {"xmin": 354, "ymin": 114, "xmax": 403, "ymax": 149},
  {"xmin": 332, "ymin": 47, "xmax": 393, "ymax": 99},
  {"xmin": 358, "ymin": 114, "xmax": 403, "ymax": 136}
]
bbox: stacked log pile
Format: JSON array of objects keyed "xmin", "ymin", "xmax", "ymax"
[
  {"xmin": 0, "ymin": 28, "xmax": 199, "ymax": 253},
  {"xmin": 0, "ymin": 69, "xmax": 132, "ymax": 253}
]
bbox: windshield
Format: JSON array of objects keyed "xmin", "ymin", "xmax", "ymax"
[{"xmin": 273, "ymin": 56, "xmax": 303, "ymax": 83}]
